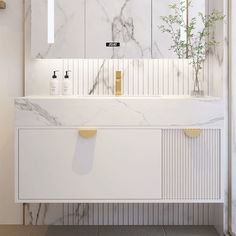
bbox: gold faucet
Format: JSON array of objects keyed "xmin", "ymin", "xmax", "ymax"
[{"xmin": 115, "ymin": 71, "xmax": 122, "ymax": 96}]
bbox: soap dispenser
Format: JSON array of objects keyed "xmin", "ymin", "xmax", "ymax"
[
  {"xmin": 62, "ymin": 70, "xmax": 72, "ymax": 96},
  {"xmin": 50, "ymin": 70, "xmax": 60, "ymax": 96}
]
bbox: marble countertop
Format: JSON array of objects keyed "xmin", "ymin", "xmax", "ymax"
[{"xmin": 15, "ymin": 97, "xmax": 224, "ymax": 128}]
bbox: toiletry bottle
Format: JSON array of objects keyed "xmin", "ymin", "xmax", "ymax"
[
  {"xmin": 50, "ymin": 70, "xmax": 60, "ymax": 96},
  {"xmin": 63, "ymin": 70, "xmax": 72, "ymax": 96}
]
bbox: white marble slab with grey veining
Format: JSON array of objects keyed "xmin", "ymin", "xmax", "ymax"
[
  {"xmin": 86, "ymin": 0, "xmax": 152, "ymax": 58},
  {"xmin": 31, "ymin": 0, "xmax": 85, "ymax": 58},
  {"xmin": 15, "ymin": 97, "xmax": 224, "ymax": 128}
]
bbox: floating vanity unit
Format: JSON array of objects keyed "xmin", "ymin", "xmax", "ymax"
[
  {"xmin": 15, "ymin": 97, "xmax": 224, "ymax": 203},
  {"xmin": 10, "ymin": 0, "xmax": 227, "ymax": 233}
]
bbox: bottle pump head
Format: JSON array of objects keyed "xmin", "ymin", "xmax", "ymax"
[
  {"xmin": 64, "ymin": 70, "xmax": 71, "ymax": 79},
  {"xmin": 52, "ymin": 70, "xmax": 59, "ymax": 79}
]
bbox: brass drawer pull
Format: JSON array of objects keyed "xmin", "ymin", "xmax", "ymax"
[
  {"xmin": 184, "ymin": 129, "xmax": 202, "ymax": 138},
  {"xmin": 0, "ymin": 1, "xmax": 6, "ymax": 9},
  {"xmin": 79, "ymin": 129, "xmax": 97, "ymax": 138}
]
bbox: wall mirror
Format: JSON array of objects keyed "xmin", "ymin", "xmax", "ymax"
[{"xmin": 31, "ymin": 0, "xmax": 205, "ymax": 59}]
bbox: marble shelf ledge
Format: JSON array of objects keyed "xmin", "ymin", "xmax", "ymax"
[
  {"xmin": 20, "ymin": 95, "xmax": 221, "ymax": 100},
  {"xmin": 15, "ymin": 97, "xmax": 224, "ymax": 128}
]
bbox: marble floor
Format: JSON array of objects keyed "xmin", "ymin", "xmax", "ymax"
[{"xmin": 0, "ymin": 226, "xmax": 220, "ymax": 236}]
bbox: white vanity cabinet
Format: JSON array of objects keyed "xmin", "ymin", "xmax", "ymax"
[
  {"xmin": 15, "ymin": 97, "xmax": 224, "ymax": 203},
  {"xmin": 17, "ymin": 128, "xmax": 162, "ymax": 202}
]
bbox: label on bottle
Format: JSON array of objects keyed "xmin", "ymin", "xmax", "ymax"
[
  {"xmin": 50, "ymin": 81, "xmax": 59, "ymax": 96},
  {"xmin": 63, "ymin": 81, "xmax": 72, "ymax": 95}
]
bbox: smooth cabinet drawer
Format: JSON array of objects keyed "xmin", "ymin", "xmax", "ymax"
[{"xmin": 17, "ymin": 128, "xmax": 162, "ymax": 202}]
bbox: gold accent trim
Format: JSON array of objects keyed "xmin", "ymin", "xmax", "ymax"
[
  {"xmin": 183, "ymin": 129, "xmax": 202, "ymax": 138},
  {"xmin": 79, "ymin": 129, "xmax": 97, "ymax": 138},
  {"xmin": 0, "ymin": 1, "xmax": 6, "ymax": 9},
  {"xmin": 115, "ymin": 71, "xmax": 122, "ymax": 96}
]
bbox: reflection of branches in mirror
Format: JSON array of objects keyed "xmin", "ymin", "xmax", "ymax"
[
  {"xmin": 159, "ymin": 0, "xmax": 190, "ymax": 59},
  {"xmin": 159, "ymin": 0, "xmax": 225, "ymax": 95}
]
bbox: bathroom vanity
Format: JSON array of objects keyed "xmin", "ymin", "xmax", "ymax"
[
  {"xmin": 15, "ymin": 0, "xmax": 226, "ymax": 232},
  {"xmin": 15, "ymin": 97, "xmax": 224, "ymax": 203}
]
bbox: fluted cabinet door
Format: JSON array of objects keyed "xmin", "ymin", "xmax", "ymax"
[{"xmin": 85, "ymin": 0, "xmax": 152, "ymax": 58}]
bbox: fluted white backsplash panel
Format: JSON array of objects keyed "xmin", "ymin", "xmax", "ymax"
[
  {"xmin": 74, "ymin": 59, "xmax": 199, "ymax": 96},
  {"xmin": 28, "ymin": 59, "xmax": 210, "ymax": 97},
  {"xmin": 162, "ymin": 129, "xmax": 221, "ymax": 200},
  {"xmin": 25, "ymin": 203, "xmax": 220, "ymax": 226}
]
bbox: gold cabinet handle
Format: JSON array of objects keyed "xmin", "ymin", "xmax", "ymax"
[
  {"xmin": 0, "ymin": 1, "xmax": 6, "ymax": 9},
  {"xmin": 183, "ymin": 129, "xmax": 202, "ymax": 138},
  {"xmin": 79, "ymin": 129, "xmax": 97, "ymax": 138}
]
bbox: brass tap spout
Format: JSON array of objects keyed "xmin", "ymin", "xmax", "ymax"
[{"xmin": 115, "ymin": 71, "xmax": 122, "ymax": 96}]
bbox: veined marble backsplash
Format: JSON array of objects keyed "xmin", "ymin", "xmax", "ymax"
[{"xmin": 27, "ymin": 58, "xmax": 214, "ymax": 97}]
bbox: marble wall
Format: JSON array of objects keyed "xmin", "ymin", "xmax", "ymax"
[
  {"xmin": 85, "ymin": 0, "xmax": 152, "ymax": 58},
  {"xmin": 31, "ymin": 0, "xmax": 206, "ymax": 59},
  {"xmin": 31, "ymin": 0, "xmax": 152, "ymax": 59},
  {"xmin": 31, "ymin": 0, "xmax": 85, "ymax": 58}
]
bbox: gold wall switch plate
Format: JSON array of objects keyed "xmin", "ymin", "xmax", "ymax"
[
  {"xmin": 0, "ymin": 1, "xmax": 6, "ymax": 9},
  {"xmin": 184, "ymin": 129, "xmax": 202, "ymax": 138}
]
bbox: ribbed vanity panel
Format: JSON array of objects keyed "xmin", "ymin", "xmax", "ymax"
[
  {"xmin": 25, "ymin": 203, "xmax": 220, "ymax": 226},
  {"xmin": 162, "ymin": 129, "xmax": 221, "ymax": 200}
]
